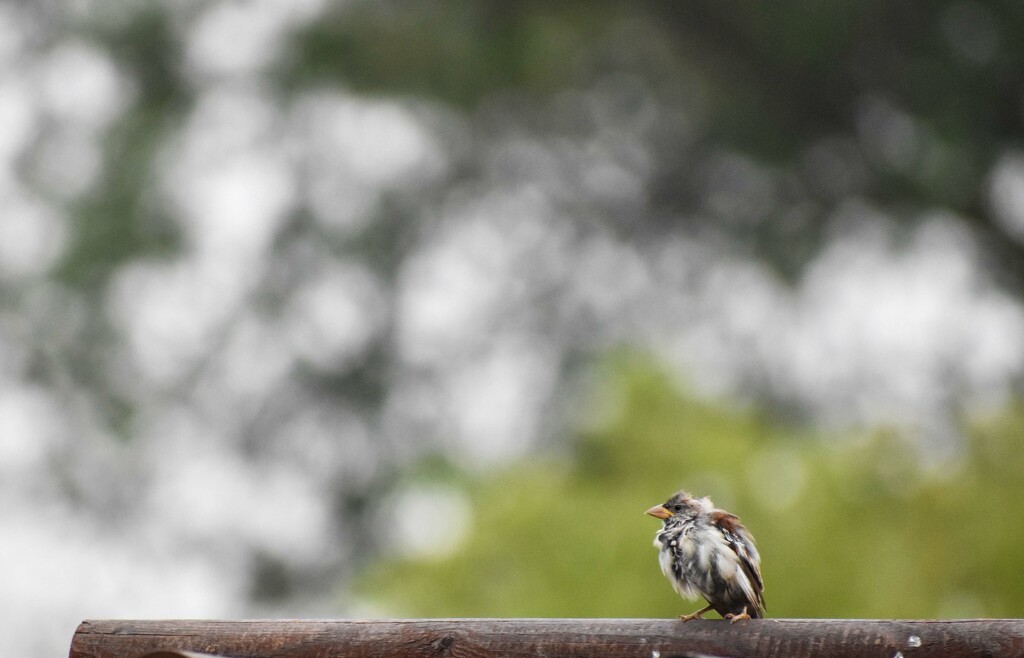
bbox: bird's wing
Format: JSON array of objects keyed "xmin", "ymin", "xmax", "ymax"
[{"xmin": 710, "ymin": 510, "xmax": 766, "ymax": 614}]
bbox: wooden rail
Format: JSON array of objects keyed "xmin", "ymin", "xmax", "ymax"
[{"xmin": 69, "ymin": 618, "xmax": 1024, "ymax": 658}]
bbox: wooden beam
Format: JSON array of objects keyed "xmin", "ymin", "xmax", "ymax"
[{"xmin": 69, "ymin": 618, "xmax": 1024, "ymax": 658}]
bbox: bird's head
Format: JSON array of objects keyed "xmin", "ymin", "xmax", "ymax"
[{"xmin": 645, "ymin": 491, "xmax": 707, "ymax": 522}]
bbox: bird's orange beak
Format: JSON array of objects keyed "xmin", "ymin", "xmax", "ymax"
[{"xmin": 645, "ymin": 504, "xmax": 671, "ymax": 519}]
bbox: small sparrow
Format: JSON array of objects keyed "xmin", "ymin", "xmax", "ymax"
[{"xmin": 646, "ymin": 491, "xmax": 766, "ymax": 622}]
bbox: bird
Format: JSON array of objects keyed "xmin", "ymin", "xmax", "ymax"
[{"xmin": 646, "ymin": 490, "xmax": 765, "ymax": 622}]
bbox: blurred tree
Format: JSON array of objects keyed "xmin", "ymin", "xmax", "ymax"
[
  {"xmin": 359, "ymin": 356, "xmax": 1024, "ymax": 618},
  {"xmin": 285, "ymin": 0, "xmax": 1024, "ymax": 290},
  {"xmin": 4, "ymin": 2, "xmax": 1024, "ymax": 652}
]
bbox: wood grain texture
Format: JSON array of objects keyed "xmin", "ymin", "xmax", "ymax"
[{"xmin": 69, "ymin": 618, "xmax": 1024, "ymax": 658}]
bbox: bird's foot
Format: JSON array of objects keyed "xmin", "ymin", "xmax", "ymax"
[
  {"xmin": 724, "ymin": 607, "xmax": 751, "ymax": 623},
  {"xmin": 679, "ymin": 604, "xmax": 713, "ymax": 622}
]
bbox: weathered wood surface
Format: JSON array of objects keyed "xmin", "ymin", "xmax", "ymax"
[{"xmin": 69, "ymin": 618, "xmax": 1024, "ymax": 658}]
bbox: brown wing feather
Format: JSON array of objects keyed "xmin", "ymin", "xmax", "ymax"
[{"xmin": 710, "ymin": 510, "xmax": 767, "ymax": 615}]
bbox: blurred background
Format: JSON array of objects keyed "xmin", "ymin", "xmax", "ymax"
[{"xmin": 4, "ymin": 0, "xmax": 1024, "ymax": 653}]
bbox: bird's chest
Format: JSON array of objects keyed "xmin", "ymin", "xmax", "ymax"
[
  {"xmin": 656, "ymin": 524, "xmax": 733, "ymax": 597},
  {"xmin": 656, "ymin": 523, "xmax": 701, "ymax": 561}
]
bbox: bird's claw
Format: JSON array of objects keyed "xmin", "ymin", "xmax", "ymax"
[
  {"xmin": 679, "ymin": 604, "xmax": 713, "ymax": 622},
  {"xmin": 725, "ymin": 607, "xmax": 751, "ymax": 623}
]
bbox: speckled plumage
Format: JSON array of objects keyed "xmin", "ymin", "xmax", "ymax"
[{"xmin": 647, "ymin": 491, "xmax": 766, "ymax": 621}]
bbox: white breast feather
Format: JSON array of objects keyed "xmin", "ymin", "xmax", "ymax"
[
  {"xmin": 656, "ymin": 530, "xmax": 700, "ymax": 600},
  {"xmin": 715, "ymin": 551, "xmax": 737, "ymax": 579}
]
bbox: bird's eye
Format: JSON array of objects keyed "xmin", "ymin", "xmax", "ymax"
[{"xmin": 672, "ymin": 504, "xmax": 683, "ymax": 512}]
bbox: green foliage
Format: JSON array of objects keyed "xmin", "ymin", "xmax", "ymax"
[
  {"xmin": 358, "ymin": 355, "xmax": 1024, "ymax": 618},
  {"xmin": 276, "ymin": 0, "xmax": 1024, "ymax": 290},
  {"xmin": 57, "ymin": 6, "xmax": 185, "ymax": 290},
  {"xmin": 280, "ymin": 1, "xmax": 622, "ymax": 107}
]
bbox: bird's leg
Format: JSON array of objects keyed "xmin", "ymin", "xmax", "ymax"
[
  {"xmin": 679, "ymin": 604, "xmax": 714, "ymax": 622},
  {"xmin": 724, "ymin": 606, "xmax": 751, "ymax": 623}
]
